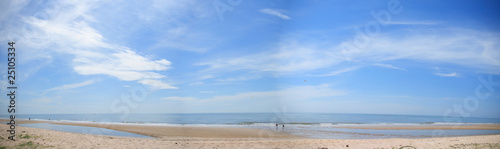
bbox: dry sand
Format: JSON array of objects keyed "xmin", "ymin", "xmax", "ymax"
[{"xmin": 1, "ymin": 119, "xmax": 500, "ymax": 148}]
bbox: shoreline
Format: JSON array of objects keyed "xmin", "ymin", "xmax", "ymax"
[
  {"xmin": 51, "ymin": 122, "xmax": 299, "ymax": 138},
  {"xmin": 5, "ymin": 119, "xmax": 500, "ymax": 128},
  {"xmin": 3, "ymin": 119, "xmax": 500, "ymax": 139},
  {"xmin": 5, "ymin": 118, "xmax": 500, "ymax": 129},
  {"xmin": 1, "ymin": 124, "xmax": 499, "ymax": 148},
  {"xmin": 1, "ymin": 119, "xmax": 298, "ymax": 138}
]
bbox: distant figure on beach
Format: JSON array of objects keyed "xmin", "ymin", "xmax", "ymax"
[
  {"xmin": 29, "ymin": 118, "xmax": 30, "ymax": 120},
  {"xmin": 282, "ymin": 124, "xmax": 285, "ymax": 129},
  {"xmin": 276, "ymin": 123, "xmax": 278, "ymax": 130}
]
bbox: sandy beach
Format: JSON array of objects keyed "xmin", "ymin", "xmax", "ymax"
[
  {"xmin": 1, "ymin": 119, "xmax": 499, "ymax": 148},
  {"xmin": 52, "ymin": 121, "xmax": 297, "ymax": 139}
]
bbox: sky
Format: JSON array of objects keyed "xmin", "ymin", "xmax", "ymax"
[{"xmin": 0, "ymin": 0, "xmax": 499, "ymax": 118}]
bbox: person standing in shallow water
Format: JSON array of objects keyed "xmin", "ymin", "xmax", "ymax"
[
  {"xmin": 275, "ymin": 123, "xmax": 278, "ymax": 130},
  {"xmin": 282, "ymin": 124, "xmax": 285, "ymax": 130}
]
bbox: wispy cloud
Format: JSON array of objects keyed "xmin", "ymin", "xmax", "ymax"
[
  {"xmin": 151, "ymin": 27, "xmax": 216, "ymax": 53},
  {"xmin": 434, "ymin": 72, "xmax": 459, "ymax": 77},
  {"xmin": 216, "ymin": 75, "xmax": 261, "ymax": 82},
  {"xmin": 372, "ymin": 63, "xmax": 405, "ymax": 71},
  {"xmin": 260, "ymin": 8, "xmax": 290, "ymax": 20},
  {"xmin": 388, "ymin": 21, "xmax": 438, "ymax": 25},
  {"xmin": 0, "ymin": 1, "xmax": 29, "ymax": 23},
  {"xmin": 163, "ymin": 84, "xmax": 347, "ymax": 102},
  {"xmin": 73, "ymin": 49, "xmax": 174, "ymax": 85},
  {"xmin": 339, "ymin": 28, "xmax": 500, "ymax": 72},
  {"xmin": 199, "ymin": 91, "xmax": 215, "ymax": 94},
  {"xmin": 46, "ymin": 80, "xmax": 96, "ymax": 91},
  {"xmin": 197, "ymin": 28, "xmax": 500, "ymax": 83},
  {"xmin": 138, "ymin": 79, "xmax": 178, "ymax": 89},
  {"xmin": 2, "ymin": 1, "xmax": 178, "ymax": 90},
  {"xmin": 314, "ymin": 66, "xmax": 361, "ymax": 77},
  {"xmin": 197, "ymin": 41, "xmax": 342, "ymax": 76}
]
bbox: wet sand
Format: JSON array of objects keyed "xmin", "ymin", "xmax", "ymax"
[
  {"xmin": 0, "ymin": 119, "xmax": 295, "ymax": 138},
  {"xmin": 1, "ymin": 123, "xmax": 499, "ymax": 149},
  {"xmin": 51, "ymin": 121, "xmax": 298, "ymax": 138}
]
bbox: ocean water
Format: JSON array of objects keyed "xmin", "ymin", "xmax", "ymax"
[
  {"xmin": 10, "ymin": 113, "xmax": 500, "ymax": 125},
  {"xmin": 6, "ymin": 113, "xmax": 500, "ymax": 139}
]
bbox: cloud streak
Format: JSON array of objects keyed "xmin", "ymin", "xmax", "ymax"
[
  {"xmin": 163, "ymin": 84, "xmax": 347, "ymax": 103},
  {"xmin": 197, "ymin": 41, "xmax": 342, "ymax": 76},
  {"xmin": 314, "ymin": 66, "xmax": 361, "ymax": 77},
  {"xmin": 198, "ymin": 28, "xmax": 500, "ymax": 81},
  {"xmin": 45, "ymin": 80, "xmax": 96, "ymax": 91},
  {"xmin": 343, "ymin": 28, "xmax": 500, "ymax": 71},
  {"xmin": 372, "ymin": 63, "xmax": 405, "ymax": 71},
  {"xmin": 138, "ymin": 79, "xmax": 178, "ymax": 89},
  {"xmin": 434, "ymin": 72, "xmax": 458, "ymax": 77},
  {"xmin": 388, "ymin": 21, "xmax": 438, "ymax": 25},
  {"xmin": 260, "ymin": 9, "xmax": 290, "ymax": 20}
]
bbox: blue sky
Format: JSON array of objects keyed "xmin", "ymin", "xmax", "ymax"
[{"xmin": 1, "ymin": 0, "xmax": 499, "ymax": 118}]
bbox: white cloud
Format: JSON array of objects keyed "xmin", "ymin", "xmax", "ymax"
[
  {"xmin": 216, "ymin": 75, "xmax": 261, "ymax": 82},
  {"xmin": 434, "ymin": 72, "xmax": 458, "ymax": 77},
  {"xmin": 314, "ymin": 66, "xmax": 361, "ymax": 77},
  {"xmin": 343, "ymin": 28, "xmax": 500, "ymax": 71},
  {"xmin": 164, "ymin": 84, "xmax": 346, "ymax": 103},
  {"xmin": 1, "ymin": 1, "xmax": 178, "ymax": 90},
  {"xmin": 45, "ymin": 80, "xmax": 96, "ymax": 91},
  {"xmin": 388, "ymin": 21, "xmax": 438, "ymax": 25},
  {"xmin": 260, "ymin": 9, "xmax": 290, "ymax": 20},
  {"xmin": 138, "ymin": 79, "xmax": 178, "ymax": 89},
  {"xmin": 73, "ymin": 49, "xmax": 172, "ymax": 81},
  {"xmin": 198, "ymin": 28, "xmax": 500, "ymax": 82},
  {"xmin": 372, "ymin": 63, "xmax": 405, "ymax": 71},
  {"xmin": 197, "ymin": 41, "xmax": 342, "ymax": 75}
]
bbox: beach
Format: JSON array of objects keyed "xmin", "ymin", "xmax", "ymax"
[{"xmin": 1, "ymin": 120, "xmax": 500, "ymax": 148}]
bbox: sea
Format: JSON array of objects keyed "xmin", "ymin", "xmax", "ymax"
[{"xmin": 6, "ymin": 113, "xmax": 500, "ymax": 139}]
